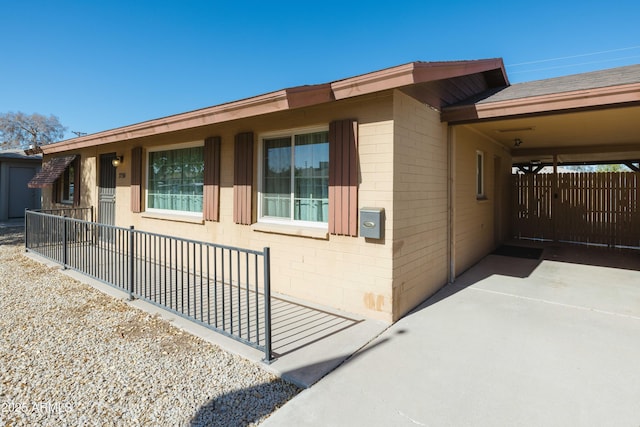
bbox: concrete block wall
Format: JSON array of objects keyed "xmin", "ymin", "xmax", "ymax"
[
  {"xmin": 453, "ymin": 125, "xmax": 512, "ymax": 276},
  {"xmin": 54, "ymin": 94, "xmax": 398, "ymax": 322},
  {"xmin": 391, "ymin": 91, "xmax": 449, "ymax": 320},
  {"xmin": 39, "ymin": 90, "xmax": 513, "ymax": 323}
]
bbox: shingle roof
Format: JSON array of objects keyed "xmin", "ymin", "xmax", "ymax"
[
  {"xmin": 27, "ymin": 155, "xmax": 75, "ymax": 188},
  {"xmin": 0, "ymin": 149, "xmax": 42, "ymax": 161},
  {"xmin": 478, "ymin": 64, "xmax": 640, "ymax": 104}
]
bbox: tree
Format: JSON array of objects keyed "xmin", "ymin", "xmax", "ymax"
[
  {"xmin": 594, "ymin": 164, "xmax": 631, "ymax": 172},
  {"xmin": 0, "ymin": 111, "xmax": 67, "ymax": 149}
]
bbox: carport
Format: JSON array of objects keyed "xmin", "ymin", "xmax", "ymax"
[{"xmin": 443, "ymin": 64, "xmax": 640, "ymax": 249}]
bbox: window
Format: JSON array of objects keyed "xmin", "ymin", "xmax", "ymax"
[
  {"xmin": 60, "ymin": 163, "xmax": 75, "ymax": 204},
  {"xmin": 476, "ymin": 150, "xmax": 485, "ymax": 199},
  {"xmin": 259, "ymin": 128, "xmax": 329, "ymax": 226},
  {"xmin": 146, "ymin": 143, "xmax": 204, "ymax": 216}
]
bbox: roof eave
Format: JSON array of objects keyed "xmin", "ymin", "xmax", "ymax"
[
  {"xmin": 330, "ymin": 59, "xmax": 507, "ymax": 100},
  {"xmin": 42, "ymin": 89, "xmax": 294, "ymax": 154},
  {"xmin": 442, "ymin": 82, "xmax": 640, "ymax": 123},
  {"xmin": 42, "ymin": 59, "xmax": 507, "ymax": 155}
]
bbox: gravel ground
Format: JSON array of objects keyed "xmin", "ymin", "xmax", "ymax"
[{"xmin": 0, "ymin": 227, "xmax": 299, "ymax": 426}]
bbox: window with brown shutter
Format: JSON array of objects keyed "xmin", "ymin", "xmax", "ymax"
[
  {"xmin": 258, "ymin": 127, "xmax": 329, "ymax": 225},
  {"xmin": 56, "ymin": 156, "xmax": 80, "ymax": 206},
  {"xmin": 146, "ymin": 143, "xmax": 204, "ymax": 216}
]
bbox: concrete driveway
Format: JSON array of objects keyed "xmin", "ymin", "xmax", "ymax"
[{"xmin": 263, "ymin": 244, "xmax": 640, "ymax": 426}]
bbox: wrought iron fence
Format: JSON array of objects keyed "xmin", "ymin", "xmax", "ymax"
[
  {"xmin": 36, "ymin": 206, "xmax": 94, "ymax": 222},
  {"xmin": 24, "ymin": 209, "xmax": 273, "ymax": 361}
]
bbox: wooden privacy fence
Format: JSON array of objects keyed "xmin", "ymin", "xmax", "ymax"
[{"xmin": 512, "ymin": 172, "xmax": 640, "ymax": 248}]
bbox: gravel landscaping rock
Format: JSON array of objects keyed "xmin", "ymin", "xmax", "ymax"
[{"xmin": 0, "ymin": 227, "xmax": 299, "ymax": 426}]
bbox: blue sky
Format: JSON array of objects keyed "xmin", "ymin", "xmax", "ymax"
[{"xmin": 1, "ymin": 0, "xmax": 639, "ymax": 140}]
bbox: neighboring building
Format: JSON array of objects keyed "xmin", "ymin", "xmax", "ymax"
[
  {"xmin": 28, "ymin": 60, "xmax": 640, "ymax": 322},
  {"xmin": 0, "ymin": 149, "xmax": 42, "ymax": 221}
]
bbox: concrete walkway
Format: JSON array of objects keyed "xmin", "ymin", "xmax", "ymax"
[
  {"xmin": 14, "ymin": 219, "xmax": 389, "ymax": 388},
  {"xmin": 262, "ymin": 244, "xmax": 640, "ymax": 426},
  {"xmin": 24, "ymin": 248, "xmax": 389, "ymax": 389}
]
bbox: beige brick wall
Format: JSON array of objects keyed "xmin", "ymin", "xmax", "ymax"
[
  {"xmin": 51, "ymin": 93, "xmax": 398, "ymax": 322},
  {"xmin": 40, "ymin": 92, "xmax": 511, "ymax": 323},
  {"xmin": 453, "ymin": 125, "xmax": 512, "ymax": 276},
  {"xmin": 391, "ymin": 91, "xmax": 449, "ymax": 320}
]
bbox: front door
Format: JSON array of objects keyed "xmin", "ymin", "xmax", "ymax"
[{"xmin": 98, "ymin": 153, "xmax": 117, "ymax": 226}]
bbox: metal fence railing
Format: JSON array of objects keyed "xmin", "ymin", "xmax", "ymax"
[
  {"xmin": 24, "ymin": 209, "xmax": 273, "ymax": 361},
  {"xmin": 35, "ymin": 206, "xmax": 94, "ymax": 222}
]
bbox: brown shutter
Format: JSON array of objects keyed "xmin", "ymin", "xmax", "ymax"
[
  {"xmin": 203, "ymin": 136, "xmax": 221, "ymax": 221},
  {"xmin": 233, "ymin": 132, "xmax": 254, "ymax": 225},
  {"xmin": 130, "ymin": 147, "xmax": 143, "ymax": 213},
  {"xmin": 73, "ymin": 156, "xmax": 82, "ymax": 207},
  {"xmin": 329, "ymin": 119, "xmax": 358, "ymax": 236}
]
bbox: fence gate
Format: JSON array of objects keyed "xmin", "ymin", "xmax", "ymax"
[{"xmin": 512, "ymin": 172, "xmax": 640, "ymax": 248}]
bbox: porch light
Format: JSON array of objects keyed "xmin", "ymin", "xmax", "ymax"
[
  {"xmin": 514, "ymin": 138, "xmax": 523, "ymax": 147},
  {"xmin": 112, "ymin": 156, "xmax": 123, "ymax": 167}
]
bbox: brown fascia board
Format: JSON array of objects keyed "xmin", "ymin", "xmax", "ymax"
[
  {"xmin": 43, "ymin": 90, "xmax": 291, "ymax": 154},
  {"xmin": 42, "ymin": 84, "xmax": 336, "ymax": 155},
  {"xmin": 412, "ymin": 59, "xmax": 508, "ymax": 86},
  {"xmin": 285, "ymin": 83, "xmax": 334, "ymax": 108},
  {"xmin": 42, "ymin": 59, "xmax": 507, "ymax": 155},
  {"xmin": 330, "ymin": 59, "xmax": 507, "ymax": 100},
  {"xmin": 442, "ymin": 82, "xmax": 640, "ymax": 123}
]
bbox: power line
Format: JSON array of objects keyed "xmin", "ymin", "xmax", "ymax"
[
  {"xmin": 509, "ymin": 54, "xmax": 640, "ymax": 75},
  {"xmin": 507, "ymin": 45, "xmax": 640, "ymax": 67}
]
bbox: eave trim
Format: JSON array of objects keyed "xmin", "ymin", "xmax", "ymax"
[
  {"xmin": 41, "ymin": 59, "xmax": 507, "ymax": 154},
  {"xmin": 442, "ymin": 82, "xmax": 640, "ymax": 123}
]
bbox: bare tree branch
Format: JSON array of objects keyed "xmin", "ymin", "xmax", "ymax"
[{"xmin": 0, "ymin": 111, "xmax": 67, "ymax": 149}]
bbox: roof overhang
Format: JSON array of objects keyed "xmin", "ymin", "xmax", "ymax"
[
  {"xmin": 330, "ymin": 59, "xmax": 507, "ymax": 100},
  {"xmin": 456, "ymin": 103, "xmax": 640, "ymax": 165},
  {"xmin": 41, "ymin": 59, "xmax": 507, "ymax": 155},
  {"xmin": 444, "ymin": 64, "xmax": 640, "ymax": 166},
  {"xmin": 27, "ymin": 155, "xmax": 76, "ymax": 188},
  {"xmin": 442, "ymin": 82, "xmax": 640, "ymax": 123}
]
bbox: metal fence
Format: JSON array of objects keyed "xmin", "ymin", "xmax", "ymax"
[
  {"xmin": 24, "ymin": 209, "xmax": 273, "ymax": 361},
  {"xmin": 35, "ymin": 206, "xmax": 94, "ymax": 222}
]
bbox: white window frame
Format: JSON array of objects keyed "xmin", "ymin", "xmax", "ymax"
[
  {"xmin": 476, "ymin": 150, "xmax": 485, "ymax": 199},
  {"xmin": 145, "ymin": 141, "xmax": 204, "ymax": 217},
  {"xmin": 257, "ymin": 125, "xmax": 329, "ymax": 229}
]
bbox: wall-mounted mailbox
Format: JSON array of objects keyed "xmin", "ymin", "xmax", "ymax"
[{"xmin": 360, "ymin": 207, "xmax": 385, "ymax": 239}]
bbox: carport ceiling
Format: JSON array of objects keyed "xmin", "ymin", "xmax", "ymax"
[{"xmin": 461, "ymin": 105, "xmax": 640, "ymax": 164}]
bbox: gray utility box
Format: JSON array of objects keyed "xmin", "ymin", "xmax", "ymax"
[{"xmin": 360, "ymin": 207, "xmax": 385, "ymax": 239}]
